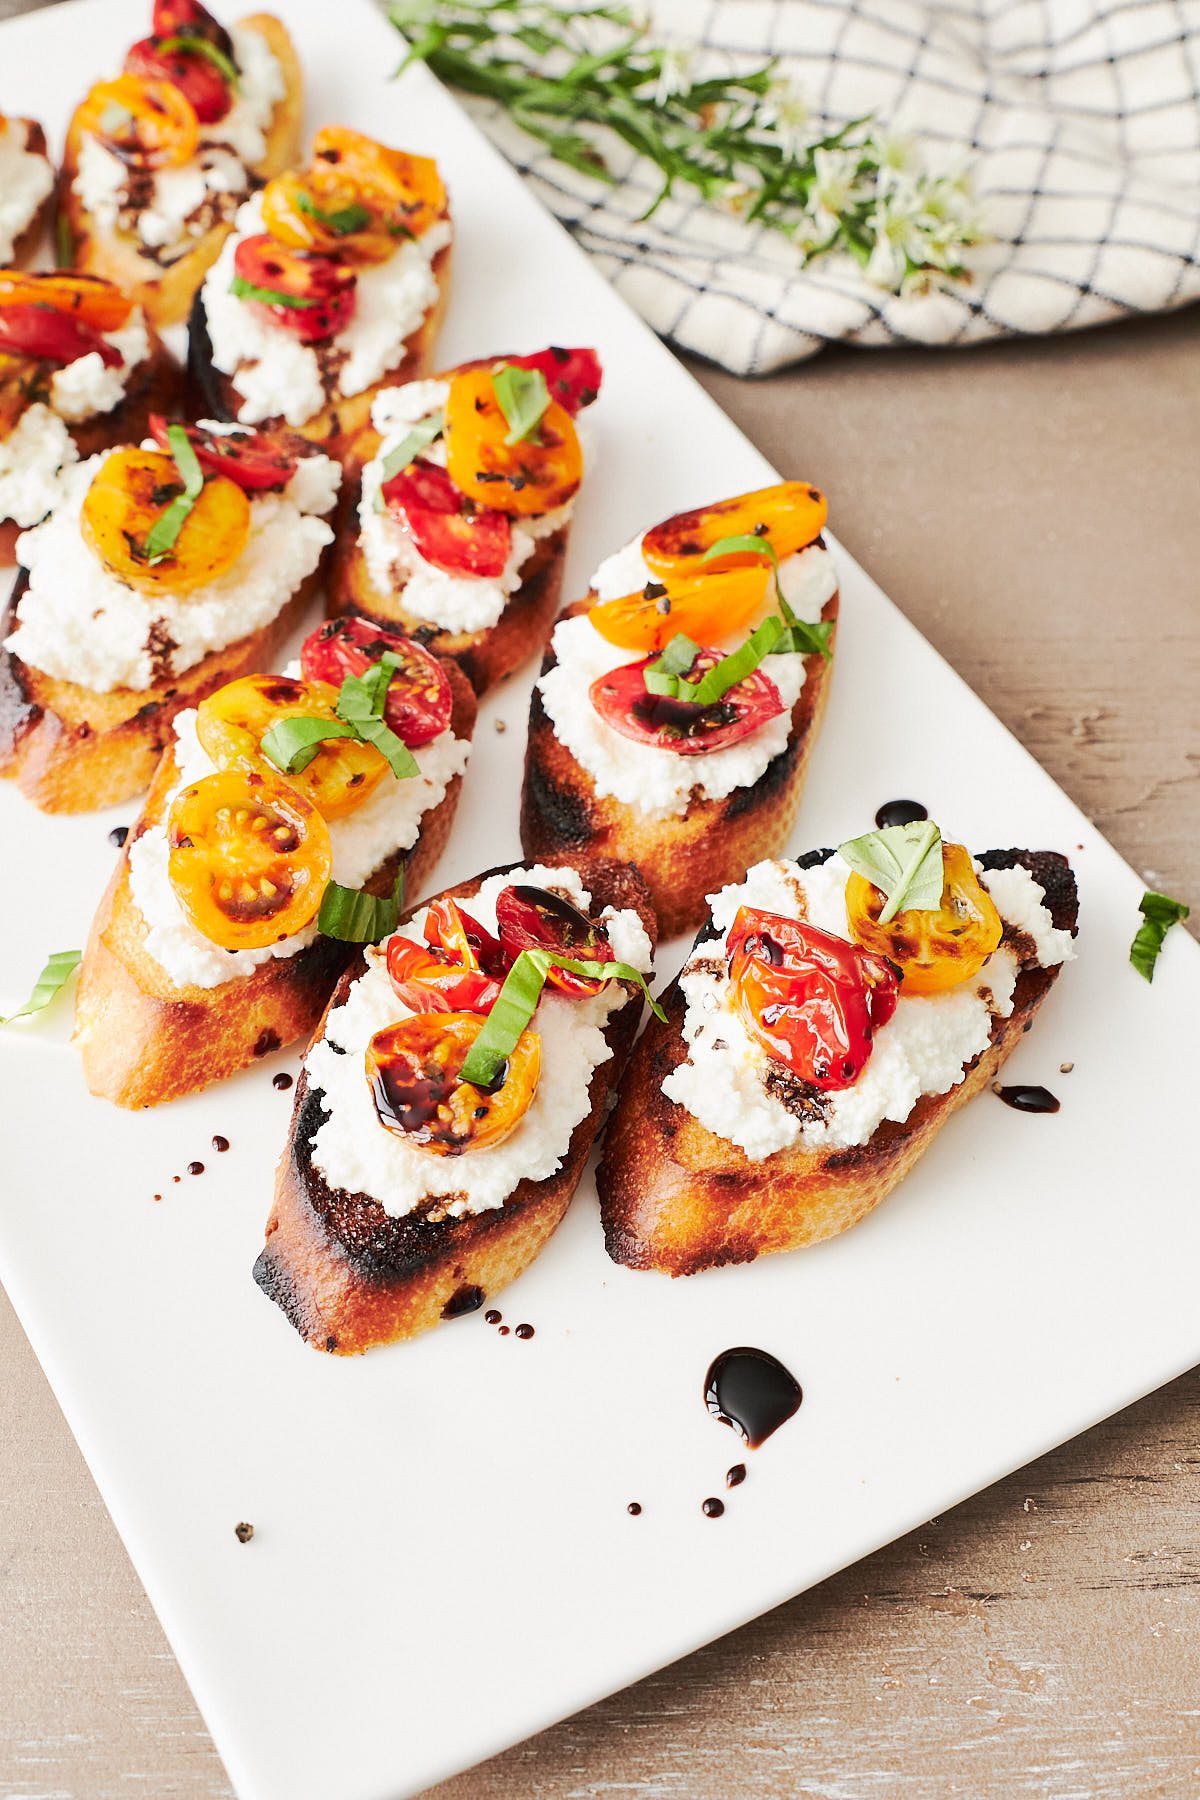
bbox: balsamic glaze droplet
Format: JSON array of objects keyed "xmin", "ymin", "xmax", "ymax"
[
  {"xmin": 705, "ymin": 1347, "xmax": 803, "ymax": 1448},
  {"xmin": 187, "ymin": 1161, "xmax": 205, "ymax": 1176},
  {"xmin": 212, "ymin": 1135, "xmax": 230, "ymax": 1153},
  {"xmin": 874, "ymin": 799, "xmax": 928, "ymax": 830},
  {"xmin": 497, "ymin": 1325, "xmax": 510, "ymax": 1336},
  {"xmin": 108, "ymin": 824, "xmax": 129, "ymax": 848},
  {"xmin": 515, "ymin": 1323, "xmax": 535, "ymax": 1340},
  {"xmin": 994, "ymin": 1083, "xmax": 1060, "ymax": 1113},
  {"xmin": 726, "ymin": 1463, "xmax": 747, "ymax": 1489},
  {"xmin": 484, "ymin": 1309, "xmax": 502, "ymax": 1325},
  {"xmin": 627, "ymin": 1501, "xmax": 642, "ymax": 1516},
  {"xmin": 271, "ymin": 1071, "xmax": 293, "ymax": 1091},
  {"xmin": 702, "ymin": 1497, "xmax": 725, "ymax": 1518},
  {"xmin": 441, "ymin": 1283, "xmax": 485, "ymax": 1319}
]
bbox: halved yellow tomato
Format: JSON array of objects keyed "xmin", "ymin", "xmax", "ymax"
[
  {"xmin": 366, "ymin": 1013, "xmax": 540, "ymax": 1155},
  {"xmin": 299, "ymin": 125, "xmax": 447, "ymax": 246},
  {"xmin": 167, "ymin": 767, "xmax": 331, "ymax": 951},
  {"xmin": 845, "ymin": 841, "xmax": 1004, "ymax": 995},
  {"xmin": 75, "ymin": 74, "xmax": 198, "ymax": 171},
  {"xmin": 588, "ymin": 563, "xmax": 772, "ymax": 654},
  {"xmin": 444, "ymin": 366, "xmax": 582, "ymax": 516},
  {"xmin": 642, "ymin": 482, "xmax": 828, "ymax": 577},
  {"xmin": 196, "ymin": 674, "xmax": 387, "ymax": 822},
  {"xmin": 80, "ymin": 448, "xmax": 250, "ymax": 594},
  {"xmin": 0, "ymin": 271, "xmax": 133, "ymax": 332}
]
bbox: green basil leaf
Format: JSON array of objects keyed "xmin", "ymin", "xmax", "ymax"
[
  {"xmin": 643, "ymin": 617, "xmax": 788, "ymax": 705},
  {"xmin": 771, "ymin": 615, "xmax": 834, "ymax": 660},
  {"xmin": 156, "ymin": 33, "xmax": 240, "ymax": 86},
  {"xmin": 295, "ymin": 191, "xmax": 371, "ymax": 235},
  {"xmin": 458, "ymin": 947, "xmax": 664, "ymax": 1090},
  {"xmin": 1, "ymin": 949, "xmax": 81, "ymax": 1026},
  {"xmin": 1130, "ymin": 888, "xmax": 1190, "ymax": 982},
  {"xmin": 838, "ymin": 821, "xmax": 944, "ymax": 925},
  {"xmin": 261, "ymin": 715, "xmax": 359, "ymax": 775},
  {"xmin": 700, "ymin": 532, "xmax": 833, "ymax": 662},
  {"xmin": 372, "ymin": 409, "xmax": 445, "ymax": 510},
  {"xmin": 229, "ymin": 274, "xmax": 321, "ymax": 309},
  {"xmin": 491, "ymin": 363, "xmax": 550, "ymax": 445},
  {"xmin": 334, "ymin": 652, "xmax": 420, "ymax": 780},
  {"xmin": 143, "ymin": 423, "xmax": 204, "ymax": 565},
  {"xmin": 702, "ymin": 532, "xmax": 780, "ymax": 567},
  {"xmin": 55, "ymin": 211, "xmax": 74, "ymax": 268},
  {"xmin": 318, "ymin": 866, "xmax": 406, "ymax": 944}
]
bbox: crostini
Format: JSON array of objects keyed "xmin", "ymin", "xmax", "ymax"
[
  {"xmin": 0, "ymin": 115, "xmax": 55, "ymax": 268},
  {"xmin": 254, "ymin": 857, "xmax": 657, "ymax": 1354},
  {"xmin": 74, "ymin": 620, "xmax": 477, "ymax": 1108},
  {"xmin": 0, "ymin": 419, "xmax": 340, "ymax": 811},
  {"xmin": 521, "ymin": 482, "xmax": 838, "ymax": 938},
  {"xmin": 598, "ymin": 826, "xmax": 1078, "ymax": 1274},
  {"xmin": 188, "ymin": 126, "xmax": 452, "ymax": 457},
  {"xmin": 60, "ymin": 0, "xmax": 303, "ymax": 328},
  {"xmin": 329, "ymin": 347, "xmax": 602, "ymax": 694},
  {"xmin": 0, "ymin": 272, "xmax": 182, "ymax": 564}
]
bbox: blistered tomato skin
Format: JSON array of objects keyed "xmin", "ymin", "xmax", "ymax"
[
  {"xmin": 79, "ymin": 449, "xmax": 250, "ymax": 594},
  {"xmin": 196, "ymin": 674, "xmax": 387, "ymax": 822},
  {"xmin": 495, "ymin": 884, "xmax": 614, "ymax": 997},
  {"xmin": 233, "ymin": 236, "xmax": 357, "ymax": 343},
  {"xmin": 504, "ymin": 347, "xmax": 603, "ymax": 415},
  {"xmin": 443, "ymin": 367, "xmax": 583, "ymax": 516},
  {"xmin": 76, "ymin": 75, "xmax": 199, "ymax": 170},
  {"xmin": 588, "ymin": 565, "xmax": 772, "ymax": 654},
  {"xmin": 148, "ymin": 415, "xmax": 300, "ymax": 493},
  {"xmin": 309, "ymin": 127, "xmax": 447, "ymax": 244},
  {"xmin": 846, "ymin": 842, "xmax": 1004, "ymax": 994},
  {"xmin": 381, "ymin": 459, "xmax": 511, "ymax": 579},
  {"xmin": 385, "ymin": 937, "xmax": 505, "ymax": 1016},
  {"xmin": 152, "ymin": 0, "xmax": 234, "ymax": 55},
  {"xmin": 727, "ymin": 907, "xmax": 900, "ymax": 1091},
  {"xmin": 642, "ymin": 482, "xmax": 828, "ymax": 577},
  {"xmin": 423, "ymin": 897, "xmax": 510, "ymax": 979},
  {"xmin": 0, "ymin": 306, "xmax": 120, "ymax": 368},
  {"xmin": 589, "ymin": 649, "xmax": 785, "ymax": 757},
  {"xmin": 366, "ymin": 1014, "xmax": 540, "ymax": 1155},
  {"xmin": 125, "ymin": 36, "xmax": 232, "ymax": 124},
  {"xmin": 300, "ymin": 617, "xmax": 453, "ymax": 749},
  {"xmin": 0, "ymin": 273, "xmax": 133, "ymax": 333}
]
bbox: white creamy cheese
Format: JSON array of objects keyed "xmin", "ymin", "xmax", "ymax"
[
  {"xmin": 662, "ymin": 853, "xmax": 1072, "ymax": 1160},
  {"xmin": 0, "ymin": 119, "xmax": 55, "ymax": 263},
  {"xmin": 7, "ymin": 447, "xmax": 339, "ymax": 691},
  {"xmin": 537, "ymin": 535, "xmax": 838, "ymax": 819},
  {"xmin": 0, "ymin": 405, "xmax": 78, "ymax": 529},
  {"xmin": 201, "ymin": 192, "xmax": 452, "ymax": 426},
  {"xmin": 126, "ymin": 706, "xmax": 472, "ymax": 989},
  {"xmin": 305, "ymin": 865, "xmax": 654, "ymax": 1220},
  {"xmin": 47, "ymin": 310, "xmax": 152, "ymax": 422}
]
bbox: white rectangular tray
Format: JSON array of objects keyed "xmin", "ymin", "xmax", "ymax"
[{"xmin": 3, "ymin": 3, "xmax": 1198, "ymax": 1797}]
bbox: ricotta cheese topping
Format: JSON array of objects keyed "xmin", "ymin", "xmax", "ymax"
[
  {"xmin": 537, "ymin": 534, "xmax": 838, "ymax": 819},
  {"xmin": 6, "ymin": 446, "xmax": 340, "ymax": 691},
  {"xmin": 662, "ymin": 854, "xmax": 1074, "ymax": 1160},
  {"xmin": 0, "ymin": 119, "xmax": 55, "ymax": 263},
  {"xmin": 202, "ymin": 194, "xmax": 453, "ymax": 426},
  {"xmin": 47, "ymin": 310, "xmax": 152, "ymax": 423},
  {"xmin": 0, "ymin": 405, "xmax": 79, "ymax": 530},
  {"xmin": 355, "ymin": 378, "xmax": 574, "ymax": 635},
  {"xmin": 72, "ymin": 24, "xmax": 284, "ymax": 262},
  {"xmin": 126, "ymin": 705, "xmax": 472, "ymax": 989},
  {"xmin": 305, "ymin": 864, "xmax": 654, "ymax": 1221}
]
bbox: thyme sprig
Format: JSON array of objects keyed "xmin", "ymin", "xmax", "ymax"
[{"xmin": 389, "ymin": 0, "xmax": 984, "ymax": 291}]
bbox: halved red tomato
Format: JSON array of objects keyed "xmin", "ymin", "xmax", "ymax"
[
  {"xmin": 588, "ymin": 648, "xmax": 785, "ymax": 756},
  {"xmin": 232, "ymin": 235, "xmax": 357, "ymax": 343},
  {"xmin": 148, "ymin": 414, "xmax": 299, "ymax": 492},
  {"xmin": 424, "ymin": 898, "xmax": 510, "ymax": 979},
  {"xmin": 495, "ymin": 883, "xmax": 614, "ymax": 998},
  {"xmin": 380, "ymin": 458, "xmax": 511, "ymax": 579},
  {"xmin": 0, "ymin": 273, "xmax": 133, "ymax": 333},
  {"xmin": 300, "ymin": 616, "xmax": 452, "ymax": 749},
  {"xmin": 367, "ymin": 1014, "xmax": 539, "ymax": 1154},
  {"xmin": 125, "ymin": 36, "xmax": 232, "ymax": 125},
  {"xmin": 385, "ymin": 935, "xmax": 504, "ymax": 1016},
  {"xmin": 152, "ymin": 0, "xmax": 233, "ymax": 53},
  {"xmin": 0, "ymin": 305, "xmax": 120, "ymax": 368},
  {"xmin": 504, "ymin": 347, "xmax": 602, "ymax": 416},
  {"xmin": 727, "ymin": 907, "xmax": 900, "ymax": 1092}
]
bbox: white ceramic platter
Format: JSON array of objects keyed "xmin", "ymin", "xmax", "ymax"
[{"xmin": 2, "ymin": 3, "xmax": 1198, "ymax": 1797}]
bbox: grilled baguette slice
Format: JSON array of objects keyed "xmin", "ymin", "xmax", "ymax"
[
  {"xmin": 598, "ymin": 849, "xmax": 1078, "ymax": 1276},
  {"xmin": 73, "ymin": 653, "xmax": 477, "ymax": 1109},
  {"xmin": 3, "ymin": 121, "xmax": 55, "ymax": 269},
  {"xmin": 520, "ymin": 590, "xmax": 838, "ymax": 940},
  {"xmin": 254, "ymin": 858, "xmax": 656, "ymax": 1354},
  {"xmin": 59, "ymin": 14, "xmax": 304, "ymax": 329}
]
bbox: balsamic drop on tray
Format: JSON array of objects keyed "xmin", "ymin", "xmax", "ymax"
[{"xmin": 704, "ymin": 1347, "xmax": 803, "ymax": 1448}]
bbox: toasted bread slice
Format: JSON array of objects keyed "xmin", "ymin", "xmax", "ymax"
[
  {"xmin": 598, "ymin": 849, "xmax": 1078, "ymax": 1275},
  {"xmin": 520, "ymin": 591, "xmax": 838, "ymax": 940},
  {"xmin": 73, "ymin": 653, "xmax": 477, "ymax": 1108},
  {"xmin": 254, "ymin": 858, "xmax": 657, "ymax": 1354},
  {"xmin": 4, "ymin": 121, "xmax": 55, "ymax": 269},
  {"xmin": 59, "ymin": 15, "xmax": 304, "ymax": 329}
]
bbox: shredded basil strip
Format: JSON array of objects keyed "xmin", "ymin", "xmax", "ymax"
[
  {"xmin": 334, "ymin": 654, "xmax": 419, "ymax": 780},
  {"xmin": 1, "ymin": 949, "xmax": 81, "ymax": 1026},
  {"xmin": 260, "ymin": 715, "xmax": 359, "ymax": 775},
  {"xmin": 492, "ymin": 363, "xmax": 550, "ymax": 446},
  {"xmin": 838, "ymin": 821, "xmax": 945, "ymax": 925},
  {"xmin": 229, "ymin": 274, "xmax": 321, "ymax": 309},
  {"xmin": 372, "ymin": 409, "xmax": 445, "ymax": 510},
  {"xmin": 143, "ymin": 424, "xmax": 204, "ymax": 564},
  {"xmin": 318, "ymin": 866, "xmax": 406, "ymax": 945},
  {"xmin": 458, "ymin": 948, "xmax": 664, "ymax": 1090},
  {"xmin": 55, "ymin": 211, "xmax": 74, "ymax": 269},
  {"xmin": 643, "ymin": 616, "xmax": 783, "ymax": 705},
  {"xmin": 701, "ymin": 531, "xmax": 833, "ymax": 662},
  {"xmin": 295, "ymin": 191, "xmax": 371, "ymax": 234},
  {"xmin": 1130, "ymin": 888, "xmax": 1191, "ymax": 982},
  {"xmin": 156, "ymin": 33, "xmax": 240, "ymax": 85}
]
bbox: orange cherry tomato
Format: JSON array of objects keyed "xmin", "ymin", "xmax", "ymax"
[
  {"xmin": 196, "ymin": 674, "xmax": 387, "ymax": 822},
  {"xmin": 444, "ymin": 366, "xmax": 582, "ymax": 516},
  {"xmin": 0, "ymin": 272, "xmax": 133, "ymax": 333},
  {"xmin": 366, "ymin": 1013, "xmax": 540, "ymax": 1155},
  {"xmin": 845, "ymin": 841, "xmax": 1003, "ymax": 995},
  {"xmin": 641, "ymin": 482, "xmax": 828, "ymax": 578},
  {"xmin": 308, "ymin": 126, "xmax": 447, "ymax": 243},
  {"xmin": 385, "ymin": 936, "xmax": 505, "ymax": 1016},
  {"xmin": 167, "ymin": 768, "xmax": 332, "ymax": 952},
  {"xmin": 423, "ymin": 897, "xmax": 510, "ymax": 978},
  {"xmin": 588, "ymin": 564, "xmax": 772, "ymax": 653},
  {"xmin": 76, "ymin": 75, "xmax": 199, "ymax": 171},
  {"xmin": 80, "ymin": 448, "xmax": 250, "ymax": 595}
]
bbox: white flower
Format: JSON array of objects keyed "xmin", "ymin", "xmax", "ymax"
[
  {"xmin": 653, "ymin": 42, "xmax": 695, "ymax": 106},
  {"xmin": 756, "ymin": 74, "xmax": 811, "ymax": 160},
  {"xmin": 809, "ymin": 145, "xmax": 861, "ymax": 236}
]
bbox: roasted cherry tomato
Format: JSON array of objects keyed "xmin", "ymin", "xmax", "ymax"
[
  {"xmin": 125, "ymin": 36, "xmax": 232, "ymax": 124},
  {"xmin": 76, "ymin": 75, "xmax": 199, "ymax": 170},
  {"xmin": 845, "ymin": 841, "xmax": 1003, "ymax": 995},
  {"xmin": 0, "ymin": 272, "xmax": 133, "ymax": 333},
  {"xmin": 504, "ymin": 346, "xmax": 602, "ymax": 416},
  {"xmin": 642, "ymin": 482, "xmax": 828, "ymax": 578},
  {"xmin": 495, "ymin": 883, "xmax": 614, "ymax": 998},
  {"xmin": 727, "ymin": 908, "xmax": 900, "ymax": 1092},
  {"xmin": 300, "ymin": 617, "xmax": 452, "ymax": 749},
  {"xmin": 80, "ymin": 447, "xmax": 249, "ymax": 594},
  {"xmin": 308, "ymin": 126, "xmax": 447, "ymax": 243},
  {"xmin": 152, "ymin": 0, "xmax": 234, "ymax": 55},
  {"xmin": 148, "ymin": 414, "xmax": 300, "ymax": 493},
  {"xmin": 0, "ymin": 305, "xmax": 120, "ymax": 368},
  {"xmin": 366, "ymin": 1013, "xmax": 539, "ymax": 1155},
  {"xmin": 423, "ymin": 897, "xmax": 510, "ymax": 978},
  {"xmin": 233, "ymin": 235, "xmax": 357, "ymax": 343},
  {"xmin": 589, "ymin": 648, "xmax": 785, "ymax": 757},
  {"xmin": 385, "ymin": 935, "xmax": 505, "ymax": 1016},
  {"xmin": 587, "ymin": 564, "xmax": 772, "ymax": 654},
  {"xmin": 381, "ymin": 458, "xmax": 511, "ymax": 579},
  {"xmin": 444, "ymin": 366, "xmax": 582, "ymax": 516},
  {"xmin": 167, "ymin": 767, "xmax": 331, "ymax": 952},
  {"xmin": 196, "ymin": 674, "xmax": 387, "ymax": 822}
]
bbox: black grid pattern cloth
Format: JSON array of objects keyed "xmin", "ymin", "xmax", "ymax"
[{"xmin": 457, "ymin": 0, "xmax": 1200, "ymax": 372}]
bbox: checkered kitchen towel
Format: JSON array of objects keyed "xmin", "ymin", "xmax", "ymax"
[{"xmin": 459, "ymin": 0, "xmax": 1200, "ymax": 372}]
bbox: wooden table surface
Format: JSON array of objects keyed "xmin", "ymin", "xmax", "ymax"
[{"xmin": 2, "ymin": 3, "xmax": 1198, "ymax": 1793}]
